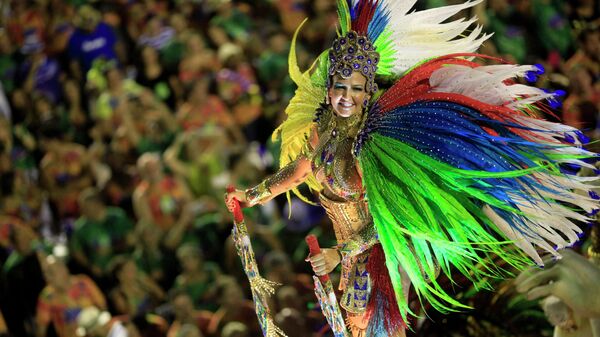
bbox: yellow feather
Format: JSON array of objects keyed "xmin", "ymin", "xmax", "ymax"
[{"xmin": 271, "ymin": 19, "xmax": 327, "ymax": 204}]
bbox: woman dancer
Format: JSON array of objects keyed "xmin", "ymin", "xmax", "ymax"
[{"xmin": 226, "ymin": 1, "xmax": 598, "ymax": 336}]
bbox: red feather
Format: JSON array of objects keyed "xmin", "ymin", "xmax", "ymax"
[
  {"xmin": 365, "ymin": 244, "xmax": 406, "ymax": 334},
  {"xmin": 351, "ymin": 0, "xmax": 379, "ymax": 35}
]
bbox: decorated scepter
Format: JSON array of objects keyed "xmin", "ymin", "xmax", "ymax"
[
  {"xmin": 226, "ymin": 186, "xmax": 286, "ymax": 337},
  {"xmin": 306, "ymin": 235, "xmax": 350, "ymax": 337}
]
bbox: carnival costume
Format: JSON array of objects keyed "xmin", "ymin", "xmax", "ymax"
[{"xmin": 232, "ymin": 1, "xmax": 599, "ymax": 336}]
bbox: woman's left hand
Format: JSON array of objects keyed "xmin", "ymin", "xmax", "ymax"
[{"xmin": 306, "ymin": 248, "xmax": 341, "ymax": 276}]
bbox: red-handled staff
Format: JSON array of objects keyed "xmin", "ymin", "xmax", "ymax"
[
  {"xmin": 305, "ymin": 235, "xmax": 349, "ymax": 337},
  {"xmin": 306, "ymin": 234, "xmax": 330, "ymax": 283},
  {"xmin": 226, "ymin": 186, "xmax": 286, "ymax": 337}
]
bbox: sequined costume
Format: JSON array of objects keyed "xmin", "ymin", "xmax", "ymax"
[{"xmin": 240, "ymin": 1, "xmax": 599, "ymax": 336}]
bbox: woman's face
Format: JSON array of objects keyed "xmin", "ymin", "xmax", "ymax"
[{"xmin": 328, "ymin": 72, "xmax": 369, "ymax": 118}]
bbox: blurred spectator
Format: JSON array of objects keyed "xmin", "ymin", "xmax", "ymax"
[
  {"xmin": 302, "ymin": 0, "xmax": 338, "ymax": 51},
  {"xmin": 0, "ymin": 222, "xmax": 45, "ymax": 337},
  {"xmin": 274, "ymin": 308, "xmax": 310, "ymax": 337},
  {"xmin": 164, "ymin": 129, "xmax": 231, "ymax": 199},
  {"xmin": 0, "ymin": 29, "xmax": 18, "ymax": 97},
  {"xmin": 39, "ymin": 124, "xmax": 94, "ymax": 222},
  {"xmin": 0, "ymin": 116, "xmax": 12, "ymax": 175},
  {"xmin": 70, "ymin": 188, "xmax": 134, "ymax": 280},
  {"xmin": 36, "ymin": 255, "xmax": 107, "ymax": 337},
  {"xmin": 133, "ymin": 153, "xmax": 191, "ymax": 232},
  {"xmin": 481, "ymin": 0, "xmax": 534, "ymax": 63},
  {"xmin": 44, "ymin": 0, "xmax": 76, "ymax": 57},
  {"xmin": 127, "ymin": 312, "xmax": 169, "ymax": 337},
  {"xmin": 161, "ymin": 12, "xmax": 191, "ymax": 73},
  {"xmin": 30, "ymin": 93, "xmax": 74, "ymax": 143},
  {"xmin": 255, "ymin": 33, "xmax": 294, "ymax": 110},
  {"xmin": 17, "ymin": 30, "xmax": 62, "ymax": 104},
  {"xmin": 132, "ymin": 220, "xmax": 171, "ymax": 287},
  {"xmin": 124, "ymin": 3, "xmax": 151, "ymax": 43},
  {"xmin": 166, "ymin": 289, "xmax": 212, "ymax": 337},
  {"xmin": 138, "ymin": 16, "xmax": 176, "ymax": 52},
  {"xmin": 220, "ymin": 321, "xmax": 248, "ymax": 337},
  {"xmin": 208, "ymin": 2, "xmax": 252, "ymax": 45},
  {"xmin": 262, "ymin": 251, "xmax": 312, "ymax": 306},
  {"xmin": 92, "ymin": 64, "xmax": 143, "ymax": 131},
  {"xmin": 136, "ymin": 45, "xmax": 177, "ymax": 109},
  {"xmin": 566, "ymin": 27, "xmax": 600, "ymax": 78},
  {"xmin": 62, "ymin": 77, "xmax": 88, "ymax": 144},
  {"xmin": 119, "ymin": 91, "xmax": 177, "ymax": 155},
  {"xmin": 528, "ymin": 0, "xmax": 574, "ymax": 60},
  {"xmin": 176, "ymin": 78, "xmax": 231, "ymax": 131},
  {"xmin": 273, "ymin": 0, "xmax": 308, "ymax": 35},
  {"xmin": 215, "ymin": 47, "xmax": 263, "ymax": 142},
  {"xmin": 108, "ymin": 255, "xmax": 165, "ymax": 317},
  {"xmin": 562, "ymin": 66, "xmax": 600, "ymax": 132},
  {"xmin": 102, "ymin": 131, "xmax": 139, "ymax": 210},
  {"xmin": 9, "ymin": 88, "xmax": 31, "ymax": 126},
  {"xmin": 176, "ymin": 324, "xmax": 204, "ymax": 337},
  {"xmin": 68, "ymin": 5, "xmax": 119, "ymax": 79},
  {"xmin": 173, "ymin": 243, "xmax": 221, "ymax": 311},
  {"xmin": 76, "ymin": 306, "xmax": 128, "ymax": 337},
  {"xmin": 178, "ymin": 33, "xmax": 217, "ymax": 87},
  {"xmin": 4, "ymin": 1, "xmax": 47, "ymax": 48},
  {"xmin": 206, "ymin": 277, "xmax": 261, "ymax": 336},
  {"xmin": 0, "ymin": 83, "xmax": 11, "ymax": 123},
  {"xmin": 567, "ymin": 0, "xmax": 600, "ymax": 30}
]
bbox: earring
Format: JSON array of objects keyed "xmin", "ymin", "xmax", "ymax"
[{"xmin": 363, "ymin": 99, "xmax": 368, "ymax": 107}]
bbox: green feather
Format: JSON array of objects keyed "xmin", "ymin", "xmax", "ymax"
[
  {"xmin": 359, "ymin": 134, "xmax": 533, "ymax": 321},
  {"xmin": 337, "ymin": 0, "xmax": 351, "ymax": 35}
]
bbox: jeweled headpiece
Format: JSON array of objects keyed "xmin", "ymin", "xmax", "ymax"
[{"xmin": 328, "ymin": 30, "xmax": 379, "ymax": 94}]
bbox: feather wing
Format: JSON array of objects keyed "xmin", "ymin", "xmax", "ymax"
[
  {"xmin": 336, "ymin": 0, "xmax": 491, "ymax": 77},
  {"xmin": 356, "ymin": 54, "xmax": 598, "ymax": 320},
  {"xmin": 272, "ymin": 19, "xmax": 328, "ymax": 200}
]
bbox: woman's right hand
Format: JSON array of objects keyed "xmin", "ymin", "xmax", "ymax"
[{"xmin": 225, "ymin": 188, "xmax": 250, "ymax": 212}]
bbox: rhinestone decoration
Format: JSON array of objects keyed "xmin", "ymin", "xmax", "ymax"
[{"xmin": 328, "ymin": 30, "xmax": 379, "ymax": 94}]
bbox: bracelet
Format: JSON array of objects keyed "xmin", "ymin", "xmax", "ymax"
[{"xmin": 245, "ymin": 181, "xmax": 272, "ymax": 206}]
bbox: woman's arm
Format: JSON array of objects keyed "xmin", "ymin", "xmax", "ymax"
[
  {"xmin": 226, "ymin": 126, "xmax": 318, "ymax": 209},
  {"xmin": 163, "ymin": 134, "xmax": 189, "ymax": 179},
  {"xmin": 225, "ymin": 153, "xmax": 312, "ymax": 210}
]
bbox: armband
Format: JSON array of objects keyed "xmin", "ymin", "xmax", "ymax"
[{"xmin": 245, "ymin": 180, "xmax": 272, "ymax": 206}]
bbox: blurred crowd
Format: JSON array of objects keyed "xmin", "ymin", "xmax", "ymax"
[{"xmin": 0, "ymin": 0, "xmax": 598, "ymax": 337}]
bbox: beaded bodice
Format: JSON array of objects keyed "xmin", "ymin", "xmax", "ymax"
[{"xmin": 311, "ymin": 105, "xmax": 365, "ymax": 202}]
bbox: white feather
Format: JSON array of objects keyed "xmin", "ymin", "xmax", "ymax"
[
  {"xmin": 483, "ymin": 205, "xmax": 543, "ymax": 264},
  {"xmin": 429, "ymin": 64, "xmax": 554, "ymax": 108},
  {"xmin": 376, "ymin": 0, "xmax": 490, "ymax": 75}
]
